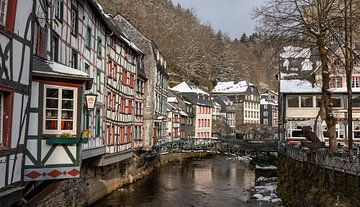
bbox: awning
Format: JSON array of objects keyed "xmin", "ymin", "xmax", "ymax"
[{"xmin": 32, "ymin": 56, "xmax": 93, "ymax": 89}]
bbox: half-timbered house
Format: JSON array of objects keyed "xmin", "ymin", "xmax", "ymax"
[
  {"xmin": 0, "ymin": 0, "xmax": 35, "ymax": 205},
  {"xmin": 25, "ymin": 0, "xmax": 105, "ymax": 181},
  {"xmin": 112, "ymin": 14, "xmax": 169, "ymax": 149}
]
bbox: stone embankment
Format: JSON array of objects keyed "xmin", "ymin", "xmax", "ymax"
[{"xmin": 278, "ymin": 153, "xmax": 358, "ymax": 207}]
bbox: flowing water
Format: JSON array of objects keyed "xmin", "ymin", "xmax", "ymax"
[{"xmin": 93, "ymin": 155, "xmax": 262, "ymax": 207}]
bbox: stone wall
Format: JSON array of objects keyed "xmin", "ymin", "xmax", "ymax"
[
  {"xmin": 33, "ymin": 152, "xmax": 211, "ymax": 207},
  {"xmin": 277, "ymin": 155, "xmax": 359, "ymax": 207}
]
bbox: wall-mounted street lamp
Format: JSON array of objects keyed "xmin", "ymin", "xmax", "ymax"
[{"xmin": 85, "ymin": 92, "xmax": 98, "ymax": 111}]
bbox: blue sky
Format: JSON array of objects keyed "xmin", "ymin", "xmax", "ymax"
[{"xmin": 171, "ymin": 0, "xmax": 266, "ymax": 39}]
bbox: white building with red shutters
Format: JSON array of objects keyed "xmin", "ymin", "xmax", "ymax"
[{"xmin": 171, "ymin": 81, "xmax": 213, "ymax": 138}]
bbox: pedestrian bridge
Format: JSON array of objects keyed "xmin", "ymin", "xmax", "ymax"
[{"xmin": 146, "ymin": 138, "xmax": 278, "ymax": 157}]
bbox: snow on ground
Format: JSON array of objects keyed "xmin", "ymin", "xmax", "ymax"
[
  {"xmin": 256, "ymin": 165, "xmax": 277, "ymax": 170},
  {"xmin": 226, "ymin": 155, "xmax": 252, "ymax": 163},
  {"xmin": 251, "ymin": 176, "xmax": 282, "ymax": 206}
]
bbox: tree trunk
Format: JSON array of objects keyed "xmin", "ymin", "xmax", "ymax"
[{"xmin": 318, "ymin": 36, "xmax": 337, "ymax": 152}]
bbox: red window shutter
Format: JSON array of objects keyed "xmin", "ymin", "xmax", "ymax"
[
  {"xmin": 6, "ymin": 0, "xmax": 17, "ymax": 32},
  {"xmin": 114, "ymin": 64, "xmax": 117, "ymax": 80},
  {"xmin": 130, "ymin": 74, "xmax": 135, "ymax": 88},
  {"xmin": 127, "ymin": 126, "xmax": 131, "ymax": 142},
  {"xmin": 112, "ymin": 126, "xmax": 115, "ymax": 144},
  {"xmin": 108, "ymin": 61, "xmax": 112, "ymax": 78},
  {"xmin": 128, "ymin": 100, "xmax": 132, "ymax": 114},
  {"xmin": 107, "ymin": 125, "xmax": 111, "ymax": 145}
]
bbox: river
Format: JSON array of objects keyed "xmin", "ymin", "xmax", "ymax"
[{"xmin": 93, "ymin": 155, "xmax": 270, "ymax": 207}]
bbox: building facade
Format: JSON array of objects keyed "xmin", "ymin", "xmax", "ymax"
[
  {"xmin": 212, "ymin": 80, "xmax": 261, "ymax": 125},
  {"xmin": 0, "ymin": 0, "xmax": 34, "ymax": 205},
  {"xmin": 279, "ymin": 46, "xmax": 360, "ymax": 145},
  {"xmin": 260, "ymin": 90, "xmax": 278, "ymax": 128},
  {"xmin": 171, "ymin": 81, "xmax": 212, "ymax": 138},
  {"xmin": 113, "ymin": 14, "xmax": 168, "ymax": 149}
]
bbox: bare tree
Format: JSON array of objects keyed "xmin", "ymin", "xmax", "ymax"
[{"xmin": 256, "ymin": 0, "xmax": 349, "ymax": 151}]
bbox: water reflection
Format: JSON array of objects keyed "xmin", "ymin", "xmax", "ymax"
[{"xmin": 93, "ymin": 155, "xmax": 256, "ymax": 207}]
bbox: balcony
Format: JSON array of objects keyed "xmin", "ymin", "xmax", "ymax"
[{"xmin": 81, "ymin": 137, "xmax": 106, "ymax": 159}]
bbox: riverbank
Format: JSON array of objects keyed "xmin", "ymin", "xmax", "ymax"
[
  {"xmin": 32, "ymin": 152, "xmax": 213, "ymax": 206},
  {"xmin": 277, "ymin": 155, "xmax": 354, "ymax": 207}
]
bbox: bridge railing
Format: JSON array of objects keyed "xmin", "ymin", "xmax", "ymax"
[{"xmin": 280, "ymin": 143, "xmax": 360, "ymax": 175}]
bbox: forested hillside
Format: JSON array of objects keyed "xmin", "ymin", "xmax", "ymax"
[{"xmin": 98, "ymin": 0, "xmax": 278, "ymax": 91}]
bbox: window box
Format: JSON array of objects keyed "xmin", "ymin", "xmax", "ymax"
[
  {"xmin": 80, "ymin": 138, "xmax": 89, "ymax": 143},
  {"xmin": 46, "ymin": 137, "xmax": 81, "ymax": 145}
]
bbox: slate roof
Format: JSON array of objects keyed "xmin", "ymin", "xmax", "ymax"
[{"xmin": 181, "ymin": 93, "xmax": 213, "ymax": 107}]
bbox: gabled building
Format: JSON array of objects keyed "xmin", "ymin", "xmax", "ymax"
[
  {"xmin": 171, "ymin": 81, "xmax": 213, "ymax": 138},
  {"xmin": 25, "ymin": 0, "xmax": 146, "ymax": 181},
  {"xmin": 279, "ymin": 46, "xmax": 360, "ymax": 145},
  {"xmin": 166, "ymin": 90, "xmax": 190, "ymax": 141},
  {"xmin": 260, "ymin": 90, "xmax": 278, "ymax": 127},
  {"xmin": 0, "ymin": 0, "xmax": 34, "ymax": 205},
  {"xmin": 212, "ymin": 80, "xmax": 261, "ymax": 125},
  {"xmin": 112, "ymin": 14, "xmax": 168, "ymax": 149},
  {"xmin": 166, "ymin": 97, "xmax": 180, "ymax": 142},
  {"xmin": 260, "ymin": 98, "xmax": 278, "ymax": 127}
]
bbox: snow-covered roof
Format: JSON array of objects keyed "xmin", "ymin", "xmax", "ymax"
[
  {"xmin": 212, "ymin": 81, "xmax": 251, "ymax": 93},
  {"xmin": 167, "ymin": 97, "xmax": 178, "ymax": 103},
  {"xmin": 33, "ymin": 56, "xmax": 90, "ymax": 78},
  {"xmin": 280, "ymin": 79, "xmax": 321, "ymax": 93},
  {"xmin": 180, "ymin": 111, "xmax": 188, "ymax": 117},
  {"xmin": 260, "ymin": 98, "xmax": 278, "ymax": 106},
  {"xmin": 280, "ymin": 46, "xmax": 316, "ymax": 72},
  {"xmin": 171, "ymin": 81, "xmax": 209, "ymax": 95},
  {"xmin": 280, "ymin": 46, "xmax": 311, "ymax": 59}
]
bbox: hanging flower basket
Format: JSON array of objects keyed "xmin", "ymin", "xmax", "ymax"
[{"xmin": 80, "ymin": 129, "xmax": 91, "ymax": 144}]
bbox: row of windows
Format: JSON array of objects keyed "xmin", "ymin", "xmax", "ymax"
[
  {"xmin": 108, "ymin": 60, "xmax": 135, "ymax": 88},
  {"xmin": 107, "ymin": 91, "xmax": 133, "ymax": 114},
  {"xmin": 244, "ymin": 102, "xmax": 259, "ymax": 110},
  {"xmin": 330, "ymin": 76, "xmax": 360, "ymax": 88},
  {"xmin": 198, "ymin": 106, "xmax": 211, "ymax": 114},
  {"xmin": 106, "ymin": 125, "xmax": 132, "ymax": 145},
  {"xmin": 197, "ymin": 132, "xmax": 211, "ymax": 138},
  {"xmin": 245, "ymin": 111, "xmax": 259, "ymax": 119},
  {"xmin": 286, "ymin": 121, "xmax": 360, "ymax": 140},
  {"xmin": 198, "ymin": 119, "xmax": 211, "ymax": 128},
  {"xmin": 286, "ymin": 95, "xmax": 360, "ymax": 108}
]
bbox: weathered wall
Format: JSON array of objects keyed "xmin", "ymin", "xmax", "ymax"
[
  {"xmin": 33, "ymin": 152, "xmax": 211, "ymax": 207},
  {"xmin": 277, "ymin": 155, "xmax": 358, "ymax": 207}
]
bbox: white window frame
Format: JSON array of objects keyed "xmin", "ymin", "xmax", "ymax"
[
  {"xmin": 43, "ymin": 85, "xmax": 78, "ymax": 135},
  {"xmin": 352, "ymin": 77, "xmax": 360, "ymax": 88},
  {"xmin": 263, "ymin": 118, "xmax": 268, "ymax": 125},
  {"xmin": 55, "ymin": 0, "xmax": 63, "ymax": 20},
  {"xmin": 330, "ymin": 77, "xmax": 342, "ymax": 88},
  {"xmin": 0, "ymin": 0, "xmax": 7, "ymax": 26},
  {"xmin": 0, "ymin": 93, "xmax": 3, "ymax": 145}
]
